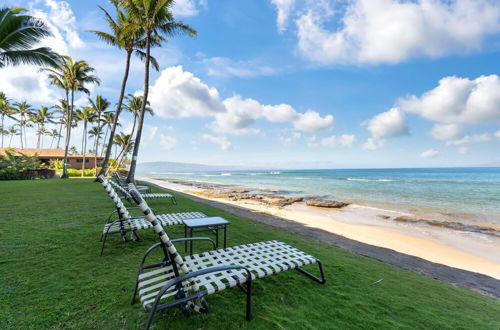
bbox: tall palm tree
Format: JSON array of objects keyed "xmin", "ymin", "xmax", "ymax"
[
  {"xmin": 31, "ymin": 105, "xmax": 55, "ymax": 148},
  {"xmin": 89, "ymin": 1, "xmax": 160, "ymax": 179},
  {"xmin": 7, "ymin": 126, "xmax": 18, "ymax": 147},
  {"xmin": 43, "ymin": 57, "xmax": 100, "ymax": 178},
  {"xmin": 113, "ymin": 132, "xmax": 133, "ymax": 170},
  {"xmin": 12, "ymin": 101, "xmax": 33, "ymax": 149},
  {"xmin": 88, "ymin": 95, "xmax": 110, "ymax": 175},
  {"xmin": 53, "ymin": 99, "xmax": 70, "ymax": 148},
  {"xmin": 0, "ymin": 7, "xmax": 60, "ymax": 68},
  {"xmin": 100, "ymin": 112, "xmax": 119, "ymax": 156},
  {"xmin": 48, "ymin": 128, "xmax": 59, "ymax": 148},
  {"xmin": 0, "ymin": 92, "xmax": 15, "ymax": 148},
  {"xmin": 75, "ymin": 106, "xmax": 96, "ymax": 177},
  {"xmin": 122, "ymin": 0, "xmax": 196, "ymax": 182}
]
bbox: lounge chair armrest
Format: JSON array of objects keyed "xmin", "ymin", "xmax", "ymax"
[
  {"xmin": 171, "ymin": 237, "xmax": 216, "ymax": 250},
  {"xmin": 140, "ymin": 242, "xmax": 164, "ymax": 267}
]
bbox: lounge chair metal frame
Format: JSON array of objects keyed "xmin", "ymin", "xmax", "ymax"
[
  {"xmin": 108, "ymin": 178, "xmax": 177, "ymax": 205},
  {"xmin": 128, "ymin": 187, "xmax": 326, "ymax": 329},
  {"xmin": 111, "ymin": 172, "xmax": 152, "ymax": 193},
  {"xmin": 97, "ymin": 176, "xmax": 205, "ymax": 256}
]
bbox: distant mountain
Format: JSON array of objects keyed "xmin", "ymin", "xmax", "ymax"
[{"xmin": 136, "ymin": 161, "xmax": 252, "ymax": 174}]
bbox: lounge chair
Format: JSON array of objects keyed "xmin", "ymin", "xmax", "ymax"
[
  {"xmin": 128, "ymin": 187, "xmax": 326, "ymax": 329},
  {"xmin": 111, "ymin": 171, "xmax": 151, "ymax": 193},
  {"xmin": 98, "ymin": 176, "xmax": 206, "ymax": 256},
  {"xmin": 108, "ymin": 178, "xmax": 177, "ymax": 205}
]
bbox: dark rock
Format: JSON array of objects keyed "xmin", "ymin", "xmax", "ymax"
[{"xmin": 306, "ymin": 199, "xmax": 349, "ymax": 208}]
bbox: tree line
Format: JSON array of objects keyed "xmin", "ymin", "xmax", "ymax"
[{"xmin": 0, "ymin": 0, "xmax": 196, "ymax": 181}]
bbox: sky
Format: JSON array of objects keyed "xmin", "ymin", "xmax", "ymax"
[{"xmin": 1, "ymin": 0, "xmax": 500, "ymax": 169}]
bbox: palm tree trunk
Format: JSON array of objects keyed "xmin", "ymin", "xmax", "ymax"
[
  {"xmin": 101, "ymin": 124, "xmax": 109, "ymax": 156},
  {"xmin": 62, "ymin": 90, "xmax": 73, "ymax": 179},
  {"xmin": 9, "ymin": 134, "xmax": 13, "ymax": 147},
  {"xmin": 94, "ymin": 109, "xmax": 102, "ymax": 177},
  {"xmin": 1, "ymin": 114, "xmax": 4, "ymax": 148},
  {"xmin": 81, "ymin": 120, "xmax": 87, "ymax": 177},
  {"xmin": 127, "ymin": 36, "xmax": 151, "ymax": 183},
  {"xmin": 57, "ymin": 121, "xmax": 63, "ymax": 148},
  {"xmin": 97, "ymin": 50, "xmax": 132, "ymax": 179}
]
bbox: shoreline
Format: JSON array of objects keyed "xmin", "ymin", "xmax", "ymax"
[{"xmin": 141, "ymin": 176, "xmax": 500, "ymax": 281}]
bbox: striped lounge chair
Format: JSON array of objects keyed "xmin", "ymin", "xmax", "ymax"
[
  {"xmin": 108, "ymin": 178, "xmax": 177, "ymax": 205},
  {"xmin": 128, "ymin": 187, "xmax": 326, "ymax": 329},
  {"xmin": 111, "ymin": 172, "xmax": 151, "ymax": 193},
  {"xmin": 98, "ymin": 176, "xmax": 206, "ymax": 256}
]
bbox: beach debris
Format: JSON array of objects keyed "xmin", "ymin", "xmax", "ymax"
[{"xmin": 306, "ymin": 199, "xmax": 350, "ymax": 208}]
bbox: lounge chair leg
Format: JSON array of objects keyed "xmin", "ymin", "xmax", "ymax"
[
  {"xmin": 100, "ymin": 233, "xmax": 109, "ymax": 256},
  {"xmin": 131, "ymin": 280, "xmax": 139, "ymax": 305},
  {"xmin": 144, "ymin": 307, "xmax": 157, "ymax": 330},
  {"xmin": 245, "ymin": 278, "xmax": 252, "ymax": 321},
  {"xmin": 171, "ymin": 196, "xmax": 177, "ymax": 205},
  {"xmin": 295, "ymin": 260, "xmax": 326, "ymax": 284}
]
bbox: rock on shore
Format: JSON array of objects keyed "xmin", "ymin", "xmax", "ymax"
[{"xmin": 306, "ymin": 199, "xmax": 350, "ymax": 208}]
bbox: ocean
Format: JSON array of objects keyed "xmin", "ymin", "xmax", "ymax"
[{"xmin": 150, "ymin": 167, "xmax": 500, "ymax": 228}]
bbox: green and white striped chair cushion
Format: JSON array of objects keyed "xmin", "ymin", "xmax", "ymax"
[
  {"xmin": 103, "ymin": 212, "xmax": 207, "ymax": 234},
  {"xmin": 137, "ymin": 240, "xmax": 318, "ymax": 309}
]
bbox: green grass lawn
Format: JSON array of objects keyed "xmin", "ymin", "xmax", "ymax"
[{"xmin": 0, "ymin": 179, "xmax": 499, "ymax": 329}]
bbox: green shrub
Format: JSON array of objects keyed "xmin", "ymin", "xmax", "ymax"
[
  {"xmin": 0, "ymin": 168, "xmax": 21, "ymax": 180},
  {"xmin": 66, "ymin": 168, "xmax": 96, "ymax": 177}
]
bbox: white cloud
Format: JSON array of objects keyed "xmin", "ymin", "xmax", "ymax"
[
  {"xmin": 149, "ymin": 66, "xmax": 225, "ymax": 118},
  {"xmin": 202, "ymin": 134, "xmax": 232, "ymax": 150},
  {"xmin": 446, "ymin": 133, "xmax": 491, "ymax": 146},
  {"xmin": 293, "ymin": 110, "xmax": 333, "ymax": 132},
  {"xmin": 172, "ymin": 0, "xmax": 206, "ymax": 17},
  {"xmin": 159, "ymin": 134, "xmax": 178, "ymax": 151},
  {"xmin": 263, "ymin": 104, "xmax": 298, "ymax": 123},
  {"xmin": 0, "ymin": 66, "xmax": 60, "ymax": 104},
  {"xmin": 421, "ymin": 149, "xmax": 439, "ymax": 159},
  {"xmin": 495, "ymin": 130, "xmax": 500, "ymax": 140},
  {"xmin": 294, "ymin": 0, "xmax": 500, "ymax": 65},
  {"xmin": 149, "ymin": 66, "xmax": 333, "ymax": 134},
  {"xmin": 202, "ymin": 57, "xmax": 276, "ymax": 78},
  {"xmin": 458, "ymin": 146, "xmax": 468, "ymax": 154},
  {"xmin": 271, "ymin": 0, "xmax": 295, "ymax": 33},
  {"xmin": 428, "ymin": 124, "xmax": 462, "ymax": 141},
  {"xmin": 321, "ymin": 134, "xmax": 356, "ymax": 148},
  {"xmin": 363, "ymin": 137, "xmax": 385, "ymax": 150},
  {"xmin": 279, "ymin": 131, "xmax": 302, "ymax": 146},
  {"xmin": 364, "ymin": 107, "xmax": 408, "ymax": 139},
  {"xmin": 399, "ymin": 75, "xmax": 500, "ymax": 124}
]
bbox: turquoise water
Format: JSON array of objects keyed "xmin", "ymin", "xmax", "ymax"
[{"xmin": 151, "ymin": 168, "xmax": 500, "ymax": 226}]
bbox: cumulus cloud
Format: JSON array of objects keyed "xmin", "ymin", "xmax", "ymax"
[
  {"xmin": 293, "ymin": 0, "xmax": 500, "ymax": 65},
  {"xmin": 399, "ymin": 75, "xmax": 500, "ymax": 124},
  {"xmin": 149, "ymin": 66, "xmax": 225, "ymax": 118},
  {"xmin": 0, "ymin": 66, "xmax": 60, "ymax": 103},
  {"xmin": 321, "ymin": 134, "xmax": 356, "ymax": 148},
  {"xmin": 428, "ymin": 124, "xmax": 462, "ymax": 141},
  {"xmin": 202, "ymin": 134, "xmax": 232, "ymax": 150},
  {"xmin": 159, "ymin": 134, "xmax": 178, "ymax": 151},
  {"xmin": 271, "ymin": 0, "xmax": 295, "ymax": 33},
  {"xmin": 364, "ymin": 107, "xmax": 408, "ymax": 139},
  {"xmin": 293, "ymin": 110, "xmax": 333, "ymax": 132},
  {"xmin": 172, "ymin": 0, "xmax": 206, "ymax": 17},
  {"xmin": 363, "ymin": 137, "xmax": 385, "ymax": 150},
  {"xmin": 421, "ymin": 148, "xmax": 439, "ymax": 159},
  {"xmin": 148, "ymin": 66, "xmax": 333, "ymax": 134}
]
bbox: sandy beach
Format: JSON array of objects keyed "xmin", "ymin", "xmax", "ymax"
[{"xmin": 141, "ymin": 176, "xmax": 500, "ymax": 280}]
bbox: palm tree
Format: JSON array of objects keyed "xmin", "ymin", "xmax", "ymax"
[
  {"xmin": 75, "ymin": 106, "xmax": 96, "ymax": 177},
  {"xmin": 31, "ymin": 106, "xmax": 55, "ymax": 148},
  {"xmin": 88, "ymin": 95, "xmax": 110, "ymax": 175},
  {"xmin": 0, "ymin": 92, "xmax": 15, "ymax": 148},
  {"xmin": 43, "ymin": 57, "xmax": 100, "ymax": 178},
  {"xmin": 7, "ymin": 126, "xmax": 17, "ymax": 147},
  {"xmin": 53, "ymin": 99, "xmax": 70, "ymax": 148},
  {"xmin": 113, "ymin": 132, "xmax": 133, "ymax": 170},
  {"xmin": 48, "ymin": 128, "xmax": 60, "ymax": 148},
  {"xmin": 89, "ymin": 1, "xmax": 161, "ymax": 179},
  {"xmin": 0, "ymin": 7, "xmax": 60, "ymax": 68},
  {"xmin": 122, "ymin": 0, "xmax": 196, "ymax": 182},
  {"xmin": 12, "ymin": 101, "xmax": 33, "ymax": 149},
  {"xmin": 100, "ymin": 112, "xmax": 119, "ymax": 156}
]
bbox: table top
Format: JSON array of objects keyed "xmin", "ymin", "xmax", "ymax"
[{"xmin": 183, "ymin": 216, "xmax": 230, "ymax": 228}]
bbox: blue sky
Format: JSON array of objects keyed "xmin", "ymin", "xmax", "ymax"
[{"xmin": 2, "ymin": 0, "xmax": 500, "ymax": 168}]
